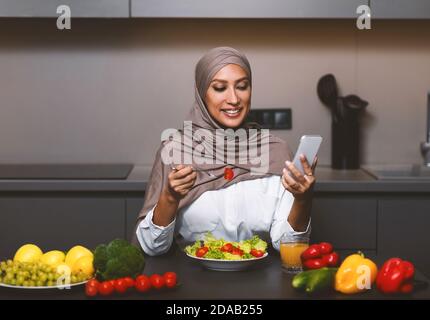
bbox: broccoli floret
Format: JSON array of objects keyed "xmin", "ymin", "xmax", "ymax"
[
  {"xmin": 93, "ymin": 239, "xmax": 145, "ymax": 281},
  {"xmin": 93, "ymin": 244, "xmax": 108, "ymax": 273},
  {"xmin": 106, "ymin": 239, "xmax": 130, "ymax": 257}
]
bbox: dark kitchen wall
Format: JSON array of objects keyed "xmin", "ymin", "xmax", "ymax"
[{"xmin": 0, "ymin": 19, "xmax": 429, "ymax": 166}]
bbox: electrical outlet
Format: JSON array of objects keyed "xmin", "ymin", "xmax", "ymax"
[{"xmin": 246, "ymin": 108, "xmax": 292, "ymax": 130}]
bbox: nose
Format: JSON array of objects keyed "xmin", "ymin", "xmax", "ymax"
[{"xmin": 226, "ymin": 87, "xmax": 240, "ymax": 106}]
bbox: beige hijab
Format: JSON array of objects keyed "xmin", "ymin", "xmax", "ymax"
[{"xmin": 133, "ymin": 47, "xmax": 292, "ymax": 240}]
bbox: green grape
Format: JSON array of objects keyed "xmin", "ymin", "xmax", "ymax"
[
  {"xmin": 5, "ymin": 273, "xmax": 14, "ymax": 281},
  {"xmin": 0, "ymin": 261, "xmax": 7, "ymax": 271},
  {"xmin": 22, "ymin": 280, "xmax": 29, "ymax": 287},
  {"xmin": 6, "ymin": 260, "xmax": 13, "ymax": 267},
  {"xmin": 36, "ymin": 280, "xmax": 44, "ymax": 287},
  {"xmin": 10, "ymin": 279, "xmax": 17, "ymax": 286},
  {"xmin": 47, "ymin": 273, "xmax": 55, "ymax": 281},
  {"xmin": 28, "ymin": 280, "xmax": 36, "ymax": 287},
  {"xmin": 47, "ymin": 280, "xmax": 55, "ymax": 287},
  {"xmin": 16, "ymin": 276, "xmax": 24, "ymax": 285},
  {"xmin": 31, "ymin": 274, "xmax": 37, "ymax": 281},
  {"xmin": 39, "ymin": 273, "xmax": 48, "ymax": 282},
  {"xmin": 71, "ymin": 275, "xmax": 78, "ymax": 284}
]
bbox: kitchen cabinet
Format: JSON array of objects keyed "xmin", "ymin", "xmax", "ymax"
[
  {"xmin": 0, "ymin": 0, "xmax": 129, "ymax": 18},
  {"xmin": 378, "ymin": 197, "xmax": 430, "ymax": 278},
  {"xmin": 311, "ymin": 195, "xmax": 377, "ymax": 250},
  {"xmin": 0, "ymin": 194, "xmax": 125, "ymax": 259},
  {"xmin": 131, "ymin": 0, "xmax": 366, "ymax": 19},
  {"xmin": 370, "ymin": 0, "xmax": 430, "ymax": 19},
  {"xmin": 126, "ymin": 196, "xmax": 145, "ymax": 242}
]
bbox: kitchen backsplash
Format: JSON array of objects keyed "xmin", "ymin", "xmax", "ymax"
[{"xmin": 0, "ymin": 19, "xmax": 429, "ymax": 166}]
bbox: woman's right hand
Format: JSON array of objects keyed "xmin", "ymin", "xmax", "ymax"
[{"xmin": 164, "ymin": 165, "xmax": 197, "ymax": 202}]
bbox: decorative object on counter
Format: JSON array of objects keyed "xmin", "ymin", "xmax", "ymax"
[
  {"xmin": 317, "ymin": 74, "xmax": 368, "ymax": 169},
  {"xmin": 420, "ymin": 92, "xmax": 430, "ymax": 167}
]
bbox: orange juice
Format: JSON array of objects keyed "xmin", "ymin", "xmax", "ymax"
[{"xmin": 280, "ymin": 242, "xmax": 309, "ymax": 273}]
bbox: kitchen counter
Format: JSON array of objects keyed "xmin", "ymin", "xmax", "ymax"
[
  {"xmin": 0, "ymin": 165, "xmax": 430, "ymax": 193},
  {"xmin": 0, "ymin": 247, "xmax": 429, "ymax": 300}
]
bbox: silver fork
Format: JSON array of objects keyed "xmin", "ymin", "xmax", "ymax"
[{"xmin": 170, "ymin": 165, "xmax": 216, "ymax": 178}]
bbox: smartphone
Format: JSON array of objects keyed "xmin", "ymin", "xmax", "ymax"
[{"xmin": 291, "ymin": 135, "xmax": 323, "ymax": 175}]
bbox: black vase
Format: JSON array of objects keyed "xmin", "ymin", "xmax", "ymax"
[{"xmin": 331, "ymin": 108, "xmax": 360, "ymax": 169}]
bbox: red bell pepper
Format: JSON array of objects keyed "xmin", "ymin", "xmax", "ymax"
[
  {"xmin": 376, "ymin": 258, "xmax": 415, "ymax": 294},
  {"xmin": 301, "ymin": 242, "xmax": 339, "ymax": 270}
]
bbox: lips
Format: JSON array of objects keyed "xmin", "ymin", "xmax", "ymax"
[{"xmin": 220, "ymin": 107, "xmax": 243, "ymax": 118}]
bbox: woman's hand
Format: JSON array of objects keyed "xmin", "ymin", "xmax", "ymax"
[
  {"xmin": 163, "ymin": 164, "xmax": 197, "ymax": 202},
  {"xmin": 281, "ymin": 155, "xmax": 318, "ymax": 201}
]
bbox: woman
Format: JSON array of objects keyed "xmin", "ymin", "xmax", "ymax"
[{"xmin": 134, "ymin": 47, "xmax": 317, "ymax": 256}]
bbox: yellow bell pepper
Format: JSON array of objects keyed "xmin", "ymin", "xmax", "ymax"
[{"xmin": 335, "ymin": 252, "xmax": 378, "ymax": 294}]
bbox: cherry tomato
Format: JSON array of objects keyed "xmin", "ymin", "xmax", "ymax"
[
  {"xmin": 85, "ymin": 285, "xmax": 98, "ymax": 297},
  {"xmin": 163, "ymin": 272, "xmax": 177, "ymax": 283},
  {"xmin": 231, "ymin": 247, "xmax": 243, "ymax": 256},
  {"xmin": 150, "ymin": 274, "xmax": 165, "ymax": 290},
  {"xmin": 165, "ymin": 277, "xmax": 177, "ymax": 288},
  {"xmin": 322, "ymin": 252, "xmax": 340, "ymax": 267},
  {"xmin": 86, "ymin": 279, "xmax": 100, "ymax": 288},
  {"xmin": 250, "ymin": 249, "xmax": 264, "ymax": 258},
  {"xmin": 303, "ymin": 258, "xmax": 326, "ymax": 270},
  {"xmin": 220, "ymin": 243, "xmax": 233, "ymax": 253},
  {"xmin": 123, "ymin": 277, "xmax": 135, "ymax": 288},
  {"xmin": 196, "ymin": 246, "xmax": 208, "ymax": 257},
  {"xmin": 108, "ymin": 279, "xmax": 116, "ymax": 287},
  {"xmin": 114, "ymin": 278, "xmax": 128, "ymax": 294},
  {"xmin": 224, "ymin": 168, "xmax": 234, "ymax": 181},
  {"xmin": 301, "ymin": 244, "xmax": 321, "ymax": 260},
  {"xmin": 135, "ymin": 275, "xmax": 151, "ymax": 292},
  {"xmin": 319, "ymin": 242, "xmax": 333, "ymax": 255},
  {"xmin": 98, "ymin": 281, "xmax": 114, "ymax": 296}
]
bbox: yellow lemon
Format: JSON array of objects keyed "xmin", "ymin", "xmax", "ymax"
[
  {"xmin": 65, "ymin": 245, "xmax": 93, "ymax": 268},
  {"xmin": 13, "ymin": 244, "xmax": 43, "ymax": 263},
  {"xmin": 41, "ymin": 250, "xmax": 65, "ymax": 268},
  {"xmin": 71, "ymin": 255, "xmax": 94, "ymax": 276}
]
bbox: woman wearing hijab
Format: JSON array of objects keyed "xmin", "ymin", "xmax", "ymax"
[{"xmin": 134, "ymin": 47, "xmax": 317, "ymax": 256}]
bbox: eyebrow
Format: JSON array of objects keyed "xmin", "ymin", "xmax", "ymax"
[{"xmin": 210, "ymin": 76, "xmax": 249, "ymax": 84}]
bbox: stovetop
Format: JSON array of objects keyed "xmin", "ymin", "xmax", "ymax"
[{"xmin": 0, "ymin": 164, "xmax": 133, "ymax": 180}]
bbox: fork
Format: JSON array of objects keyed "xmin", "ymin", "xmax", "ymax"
[{"xmin": 170, "ymin": 165, "xmax": 216, "ymax": 178}]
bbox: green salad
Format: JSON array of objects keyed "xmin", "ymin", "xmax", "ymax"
[{"xmin": 185, "ymin": 233, "xmax": 268, "ymax": 260}]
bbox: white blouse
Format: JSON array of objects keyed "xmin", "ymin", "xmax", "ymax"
[{"xmin": 136, "ymin": 175, "xmax": 311, "ymax": 256}]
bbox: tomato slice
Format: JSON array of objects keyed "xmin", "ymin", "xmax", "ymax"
[
  {"xmin": 220, "ymin": 243, "xmax": 233, "ymax": 253},
  {"xmin": 196, "ymin": 246, "xmax": 209, "ymax": 257},
  {"xmin": 231, "ymin": 247, "xmax": 243, "ymax": 256},
  {"xmin": 250, "ymin": 249, "xmax": 264, "ymax": 258}
]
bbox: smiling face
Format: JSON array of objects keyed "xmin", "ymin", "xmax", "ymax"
[{"xmin": 204, "ymin": 64, "xmax": 251, "ymax": 129}]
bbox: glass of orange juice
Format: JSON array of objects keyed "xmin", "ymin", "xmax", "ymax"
[{"xmin": 280, "ymin": 234, "xmax": 309, "ymax": 273}]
